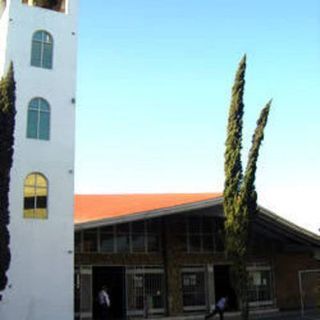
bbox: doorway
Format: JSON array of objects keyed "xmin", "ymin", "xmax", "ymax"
[
  {"xmin": 214, "ymin": 265, "xmax": 238, "ymax": 311},
  {"xmin": 92, "ymin": 266, "xmax": 126, "ymax": 320}
]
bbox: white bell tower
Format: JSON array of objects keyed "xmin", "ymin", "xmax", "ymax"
[{"xmin": 0, "ymin": 0, "xmax": 78, "ymax": 319}]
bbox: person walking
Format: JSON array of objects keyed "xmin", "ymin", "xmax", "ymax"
[
  {"xmin": 205, "ymin": 296, "xmax": 228, "ymax": 320},
  {"xmin": 98, "ymin": 286, "xmax": 111, "ymax": 320}
]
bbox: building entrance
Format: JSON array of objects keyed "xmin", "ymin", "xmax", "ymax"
[
  {"xmin": 214, "ymin": 265, "xmax": 238, "ymax": 311},
  {"xmin": 93, "ymin": 267, "xmax": 126, "ymax": 320}
]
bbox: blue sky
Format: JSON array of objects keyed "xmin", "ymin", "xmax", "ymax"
[{"xmin": 75, "ymin": 0, "xmax": 320, "ymax": 233}]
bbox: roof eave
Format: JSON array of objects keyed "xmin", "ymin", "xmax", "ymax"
[
  {"xmin": 257, "ymin": 206, "xmax": 320, "ymax": 247},
  {"xmin": 75, "ymin": 196, "xmax": 223, "ymax": 230}
]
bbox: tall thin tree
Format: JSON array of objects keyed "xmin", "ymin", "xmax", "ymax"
[
  {"xmin": 0, "ymin": 63, "xmax": 16, "ymax": 299},
  {"xmin": 223, "ymin": 56, "xmax": 271, "ymax": 319}
]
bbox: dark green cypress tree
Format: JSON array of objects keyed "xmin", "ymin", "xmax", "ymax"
[
  {"xmin": 0, "ymin": 63, "xmax": 16, "ymax": 298},
  {"xmin": 223, "ymin": 57, "xmax": 271, "ymax": 319},
  {"xmin": 224, "ymin": 55, "xmax": 246, "ymax": 260}
]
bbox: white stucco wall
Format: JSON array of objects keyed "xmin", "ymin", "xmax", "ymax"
[{"xmin": 0, "ymin": 1, "xmax": 78, "ymax": 319}]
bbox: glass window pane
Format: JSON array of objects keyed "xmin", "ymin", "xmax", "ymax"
[
  {"xmin": 39, "ymin": 111, "xmax": 50, "ymax": 140},
  {"xmin": 24, "ymin": 195, "xmax": 35, "ymax": 209},
  {"xmin": 132, "ymin": 234, "xmax": 145, "ymax": 252},
  {"xmin": 100, "ymin": 226, "xmax": 113, "ymax": 233},
  {"xmin": 147, "ymin": 219, "xmax": 161, "ymax": 233},
  {"xmin": 34, "ymin": 208, "xmax": 47, "ymax": 219},
  {"xmin": 182, "ymin": 272, "xmax": 206, "ymax": 307},
  {"xmin": 147, "ymin": 234, "xmax": 160, "ymax": 252},
  {"xmin": 24, "ymin": 209, "xmax": 34, "ymax": 218},
  {"xmin": 43, "ymin": 43, "xmax": 53, "ymax": 69},
  {"xmin": 117, "ymin": 223, "xmax": 129, "ymax": 233},
  {"xmin": 36, "ymin": 174, "xmax": 47, "ymax": 188},
  {"xmin": 27, "ymin": 110, "xmax": 38, "ymax": 138},
  {"xmin": 100, "ymin": 233, "xmax": 114, "ymax": 253},
  {"xmin": 131, "ymin": 221, "xmax": 145, "ymax": 233},
  {"xmin": 83, "ymin": 230, "xmax": 97, "ymax": 252},
  {"xmin": 31, "ymin": 41, "xmax": 42, "ymax": 67},
  {"xmin": 33, "ymin": 31, "xmax": 43, "ymax": 41},
  {"xmin": 39, "ymin": 99, "xmax": 50, "ymax": 112},
  {"xmin": 44, "ymin": 33, "xmax": 52, "ymax": 43},
  {"xmin": 36, "ymin": 195, "xmax": 47, "ymax": 209},
  {"xmin": 75, "ymin": 232, "xmax": 82, "ymax": 253},
  {"xmin": 188, "ymin": 217, "xmax": 202, "ymax": 233},
  {"xmin": 29, "ymin": 99, "xmax": 39, "ymax": 110},
  {"xmin": 189, "ymin": 235, "xmax": 201, "ymax": 252},
  {"xmin": 202, "ymin": 217, "xmax": 214, "ymax": 233},
  {"xmin": 24, "ymin": 183, "xmax": 35, "ymax": 195},
  {"xmin": 24, "ymin": 173, "xmax": 48, "ymax": 220},
  {"xmin": 116, "ymin": 234, "xmax": 130, "ymax": 253},
  {"xmin": 203, "ymin": 235, "xmax": 214, "ymax": 252}
]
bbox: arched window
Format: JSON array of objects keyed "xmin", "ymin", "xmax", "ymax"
[
  {"xmin": 27, "ymin": 98, "xmax": 50, "ymax": 140},
  {"xmin": 31, "ymin": 30, "xmax": 53, "ymax": 69},
  {"xmin": 24, "ymin": 173, "xmax": 48, "ymax": 219}
]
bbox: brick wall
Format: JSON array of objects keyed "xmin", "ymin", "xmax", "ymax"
[
  {"xmin": 75, "ymin": 211, "xmax": 320, "ymax": 315},
  {"xmin": 274, "ymin": 252, "xmax": 320, "ymax": 310}
]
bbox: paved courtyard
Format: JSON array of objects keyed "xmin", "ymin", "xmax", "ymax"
[{"xmin": 156, "ymin": 310, "xmax": 320, "ymax": 320}]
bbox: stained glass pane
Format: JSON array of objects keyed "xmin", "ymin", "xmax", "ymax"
[
  {"xmin": 36, "ymin": 174, "xmax": 47, "ymax": 188},
  {"xmin": 36, "ymin": 196, "xmax": 47, "ymax": 208},
  {"xmin": 24, "ymin": 173, "xmax": 48, "ymax": 220},
  {"xmin": 24, "ymin": 195, "xmax": 35, "ymax": 210},
  {"xmin": 24, "ymin": 209, "xmax": 34, "ymax": 218},
  {"xmin": 24, "ymin": 174, "xmax": 36, "ymax": 187},
  {"xmin": 34, "ymin": 208, "xmax": 47, "ymax": 219}
]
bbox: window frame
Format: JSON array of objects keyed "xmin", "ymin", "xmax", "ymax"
[
  {"xmin": 30, "ymin": 30, "xmax": 54, "ymax": 69},
  {"xmin": 23, "ymin": 172, "xmax": 49, "ymax": 219},
  {"xmin": 181, "ymin": 266, "xmax": 207, "ymax": 311},
  {"xmin": 26, "ymin": 97, "xmax": 51, "ymax": 141},
  {"xmin": 182, "ymin": 216, "xmax": 224, "ymax": 254},
  {"xmin": 247, "ymin": 263, "xmax": 275, "ymax": 307},
  {"xmin": 75, "ymin": 219, "xmax": 162, "ymax": 254}
]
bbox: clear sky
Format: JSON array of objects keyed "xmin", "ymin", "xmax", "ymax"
[{"xmin": 75, "ymin": 0, "xmax": 320, "ymax": 234}]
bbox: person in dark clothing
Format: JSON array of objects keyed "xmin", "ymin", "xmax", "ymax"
[
  {"xmin": 97, "ymin": 286, "xmax": 110, "ymax": 320},
  {"xmin": 205, "ymin": 296, "xmax": 228, "ymax": 320}
]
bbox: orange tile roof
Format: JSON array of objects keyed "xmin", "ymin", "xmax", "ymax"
[{"xmin": 74, "ymin": 193, "xmax": 222, "ymax": 224}]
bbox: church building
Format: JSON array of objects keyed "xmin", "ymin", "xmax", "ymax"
[{"xmin": 74, "ymin": 194, "xmax": 320, "ymax": 320}]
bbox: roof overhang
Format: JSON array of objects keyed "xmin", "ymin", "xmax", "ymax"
[
  {"xmin": 256, "ymin": 206, "xmax": 320, "ymax": 247},
  {"xmin": 75, "ymin": 196, "xmax": 223, "ymax": 230}
]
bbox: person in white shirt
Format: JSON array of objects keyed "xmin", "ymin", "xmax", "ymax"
[
  {"xmin": 98, "ymin": 286, "xmax": 111, "ymax": 319},
  {"xmin": 205, "ymin": 296, "xmax": 228, "ymax": 320}
]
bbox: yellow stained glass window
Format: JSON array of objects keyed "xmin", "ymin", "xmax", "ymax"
[{"xmin": 24, "ymin": 173, "xmax": 48, "ymax": 219}]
